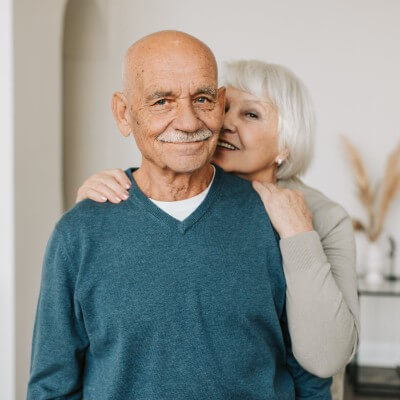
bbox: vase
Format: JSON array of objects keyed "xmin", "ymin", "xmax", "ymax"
[
  {"xmin": 364, "ymin": 236, "xmax": 390, "ymax": 284},
  {"xmin": 354, "ymin": 232, "xmax": 368, "ymax": 276}
]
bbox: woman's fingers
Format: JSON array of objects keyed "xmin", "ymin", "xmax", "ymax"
[
  {"xmin": 91, "ymin": 182, "xmax": 125, "ymax": 204},
  {"xmin": 76, "ymin": 185, "xmax": 107, "ymax": 203},
  {"xmin": 106, "ymin": 169, "xmax": 131, "ymax": 190},
  {"xmin": 80, "ymin": 188, "xmax": 107, "ymax": 203},
  {"xmin": 76, "ymin": 169, "xmax": 130, "ymax": 204},
  {"xmin": 252, "ymin": 181, "xmax": 275, "ymax": 200},
  {"xmin": 95, "ymin": 174, "xmax": 130, "ymax": 200},
  {"xmin": 252, "ymin": 180, "xmax": 313, "ymax": 239},
  {"xmin": 261, "ymin": 182, "xmax": 278, "ymax": 192}
]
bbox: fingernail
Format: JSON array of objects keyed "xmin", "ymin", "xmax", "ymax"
[
  {"xmin": 122, "ymin": 194, "xmax": 128, "ymax": 200},
  {"xmin": 100, "ymin": 196, "xmax": 107, "ymax": 201},
  {"xmin": 115, "ymin": 197, "xmax": 121, "ymax": 203},
  {"xmin": 125, "ymin": 183, "xmax": 131, "ymax": 189}
]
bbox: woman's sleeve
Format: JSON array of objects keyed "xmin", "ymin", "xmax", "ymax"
[{"xmin": 280, "ymin": 209, "xmax": 360, "ymax": 378}]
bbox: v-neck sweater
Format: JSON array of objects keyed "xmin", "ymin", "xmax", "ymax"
[
  {"xmin": 28, "ymin": 165, "xmax": 331, "ymax": 400},
  {"xmin": 149, "ymin": 166, "xmax": 216, "ymax": 221}
]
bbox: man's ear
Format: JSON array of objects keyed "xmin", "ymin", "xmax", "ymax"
[
  {"xmin": 112, "ymin": 92, "xmax": 131, "ymax": 137},
  {"xmin": 217, "ymin": 86, "xmax": 226, "ymax": 112}
]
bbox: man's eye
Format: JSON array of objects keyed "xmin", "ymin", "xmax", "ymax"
[
  {"xmin": 195, "ymin": 97, "xmax": 209, "ymax": 104},
  {"xmin": 154, "ymin": 99, "xmax": 167, "ymax": 106},
  {"xmin": 245, "ymin": 112, "xmax": 258, "ymax": 119}
]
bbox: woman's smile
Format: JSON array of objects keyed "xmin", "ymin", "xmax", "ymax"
[{"xmin": 216, "ymin": 139, "xmax": 240, "ymax": 151}]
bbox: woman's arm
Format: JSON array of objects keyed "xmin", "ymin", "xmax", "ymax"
[
  {"xmin": 253, "ymin": 181, "xmax": 359, "ymax": 378},
  {"xmin": 281, "ymin": 218, "xmax": 359, "ymax": 378}
]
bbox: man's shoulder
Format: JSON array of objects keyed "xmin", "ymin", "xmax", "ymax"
[
  {"xmin": 217, "ymin": 169, "xmax": 274, "ymax": 231},
  {"xmin": 218, "ymin": 168, "xmax": 259, "ymax": 199},
  {"xmin": 55, "ymin": 198, "xmax": 127, "ymax": 237}
]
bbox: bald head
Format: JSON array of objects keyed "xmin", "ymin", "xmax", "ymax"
[{"xmin": 122, "ymin": 30, "xmax": 218, "ymax": 93}]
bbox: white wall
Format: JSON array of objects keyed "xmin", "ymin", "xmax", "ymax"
[{"xmin": 0, "ymin": 1, "xmax": 15, "ymax": 398}]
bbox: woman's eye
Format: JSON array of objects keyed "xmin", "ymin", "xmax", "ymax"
[{"xmin": 245, "ymin": 112, "xmax": 258, "ymax": 119}]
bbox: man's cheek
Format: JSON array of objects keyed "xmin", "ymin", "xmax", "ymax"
[
  {"xmin": 198, "ymin": 107, "xmax": 223, "ymax": 126},
  {"xmin": 141, "ymin": 113, "xmax": 172, "ymax": 135},
  {"xmin": 209, "ymin": 109, "xmax": 224, "ymax": 131}
]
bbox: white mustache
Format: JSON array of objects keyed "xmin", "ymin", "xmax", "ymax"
[{"xmin": 157, "ymin": 129, "xmax": 213, "ymax": 143}]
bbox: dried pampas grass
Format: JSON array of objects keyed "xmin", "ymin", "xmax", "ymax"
[{"xmin": 342, "ymin": 137, "xmax": 400, "ymax": 241}]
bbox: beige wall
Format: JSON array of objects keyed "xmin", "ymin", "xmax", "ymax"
[{"xmin": 13, "ymin": 0, "xmax": 66, "ymax": 398}]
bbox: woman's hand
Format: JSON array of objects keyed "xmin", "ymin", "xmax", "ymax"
[
  {"xmin": 76, "ymin": 169, "xmax": 131, "ymax": 204},
  {"xmin": 252, "ymin": 181, "xmax": 313, "ymax": 239}
]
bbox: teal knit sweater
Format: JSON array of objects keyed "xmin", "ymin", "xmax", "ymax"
[{"xmin": 28, "ymin": 166, "xmax": 331, "ymax": 399}]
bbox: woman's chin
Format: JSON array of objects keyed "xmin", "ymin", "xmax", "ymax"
[
  {"xmin": 212, "ymin": 149, "xmax": 252, "ymax": 174},
  {"xmin": 211, "ymin": 157, "xmax": 238, "ymax": 174},
  {"xmin": 211, "ymin": 155, "xmax": 229, "ymax": 171}
]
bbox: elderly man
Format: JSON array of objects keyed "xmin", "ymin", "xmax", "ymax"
[{"xmin": 28, "ymin": 31, "xmax": 331, "ymax": 399}]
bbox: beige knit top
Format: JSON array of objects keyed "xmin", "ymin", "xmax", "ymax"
[{"xmin": 278, "ymin": 178, "xmax": 360, "ymax": 378}]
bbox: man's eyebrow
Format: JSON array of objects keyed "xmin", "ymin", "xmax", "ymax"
[
  {"xmin": 193, "ymin": 87, "xmax": 217, "ymax": 98},
  {"xmin": 146, "ymin": 91, "xmax": 173, "ymax": 101}
]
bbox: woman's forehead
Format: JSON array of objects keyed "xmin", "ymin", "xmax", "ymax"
[{"xmin": 226, "ymin": 86, "xmax": 269, "ymax": 105}]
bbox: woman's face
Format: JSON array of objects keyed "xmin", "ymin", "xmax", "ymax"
[{"xmin": 212, "ymin": 86, "xmax": 281, "ymax": 182}]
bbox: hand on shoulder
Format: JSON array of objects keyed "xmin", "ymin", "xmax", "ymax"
[
  {"xmin": 252, "ymin": 181, "xmax": 313, "ymax": 239},
  {"xmin": 76, "ymin": 169, "xmax": 131, "ymax": 204}
]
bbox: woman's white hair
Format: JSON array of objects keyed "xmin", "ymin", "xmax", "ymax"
[{"xmin": 222, "ymin": 60, "xmax": 315, "ymax": 180}]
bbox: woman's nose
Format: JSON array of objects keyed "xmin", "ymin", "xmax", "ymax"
[{"xmin": 222, "ymin": 111, "xmax": 236, "ymax": 134}]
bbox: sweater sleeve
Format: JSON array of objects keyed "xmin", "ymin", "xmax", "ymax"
[
  {"xmin": 27, "ymin": 226, "xmax": 89, "ymax": 399},
  {"xmin": 281, "ymin": 309, "xmax": 333, "ymax": 399},
  {"xmin": 280, "ymin": 213, "xmax": 360, "ymax": 378}
]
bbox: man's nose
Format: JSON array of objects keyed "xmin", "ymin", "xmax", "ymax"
[{"xmin": 173, "ymin": 101, "xmax": 203, "ymax": 132}]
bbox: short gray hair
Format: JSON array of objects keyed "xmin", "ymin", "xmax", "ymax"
[{"xmin": 222, "ymin": 60, "xmax": 315, "ymax": 180}]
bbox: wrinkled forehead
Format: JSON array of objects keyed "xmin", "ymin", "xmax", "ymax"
[
  {"xmin": 134, "ymin": 57, "xmax": 218, "ymax": 96},
  {"xmin": 127, "ymin": 42, "xmax": 215, "ymax": 78},
  {"xmin": 144, "ymin": 69, "xmax": 216, "ymax": 94}
]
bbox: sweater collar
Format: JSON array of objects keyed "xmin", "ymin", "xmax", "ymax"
[{"xmin": 125, "ymin": 164, "xmax": 224, "ymax": 234}]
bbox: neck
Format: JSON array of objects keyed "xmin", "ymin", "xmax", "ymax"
[
  {"xmin": 237, "ymin": 166, "xmax": 277, "ymax": 184},
  {"xmin": 133, "ymin": 161, "xmax": 215, "ymax": 201}
]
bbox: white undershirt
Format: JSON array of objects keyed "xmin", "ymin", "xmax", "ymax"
[{"xmin": 149, "ymin": 167, "xmax": 216, "ymax": 221}]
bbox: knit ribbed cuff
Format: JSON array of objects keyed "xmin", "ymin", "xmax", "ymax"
[{"xmin": 279, "ymin": 230, "xmax": 327, "ymax": 273}]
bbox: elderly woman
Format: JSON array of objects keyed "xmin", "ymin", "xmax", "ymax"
[{"xmin": 76, "ymin": 60, "xmax": 360, "ymax": 399}]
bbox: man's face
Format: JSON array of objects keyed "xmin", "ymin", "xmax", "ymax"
[{"xmin": 126, "ymin": 53, "xmax": 225, "ymax": 174}]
